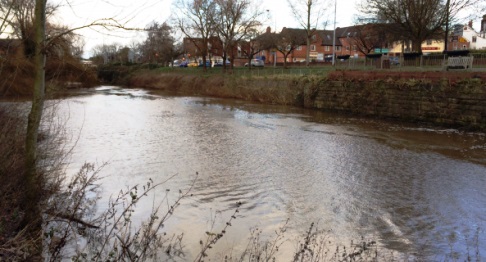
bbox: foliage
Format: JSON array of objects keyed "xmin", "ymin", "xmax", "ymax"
[
  {"xmin": 136, "ymin": 22, "xmax": 183, "ymax": 65},
  {"xmin": 45, "ymin": 165, "xmax": 197, "ymax": 261},
  {"xmin": 357, "ymin": 0, "xmax": 481, "ymax": 53}
]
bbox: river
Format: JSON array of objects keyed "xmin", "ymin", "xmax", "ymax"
[{"xmin": 53, "ymin": 86, "xmax": 486, "ymax": 260}]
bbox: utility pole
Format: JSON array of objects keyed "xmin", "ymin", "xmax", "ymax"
[
  {"xmin": 332, "ymin": 0, "xmax": 337, "ymax": 66},
  {"xmin": 443, "ymin": 0, "xmax": 450, "ymax": 53},
  {"xmin": 266, "ymin": 9, "xmax": 277, "ymax": 67}
]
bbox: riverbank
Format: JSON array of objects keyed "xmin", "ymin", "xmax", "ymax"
[{"xmin": 127, "ymin": 70, "xmax": 486, "ymax": 131}]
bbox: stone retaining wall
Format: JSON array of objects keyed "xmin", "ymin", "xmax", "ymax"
[
  {"xmin": 305, "ymin": 79, "xmax": 485, "ymax": 130},
  {"xmin": 128, "ymin": 72, "xmax": 485, "ymax": 131}
]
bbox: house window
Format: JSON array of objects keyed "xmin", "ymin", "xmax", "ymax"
[
  {"xmin": 286, "ymin": 45, "xmax": 291, "ymax": 51},
  {"xmin": 296, "ymin": 46, "xmax": 302, "ymax": 51},
  {"xmin": 325, "ymin": 46, "xmax": 330, "ymax": 51},
  {"xmin": 312, "ymin": 35, "xmax": 316, "ymax": 40},
  {"xmin": 352, "ymin": 45, "xmax": 357, "ymax": 51},
  {"xmin": 335, "ymin": 46, "xmax": 341, "ymax": 51},
  {"xmin": 346, "ymin": 46, "xmax": 350, "ymax": 51},
  {"xmin": 426, "ymin": 40, "xmax": 432, "ymax": 45},
  {"xmin": 472, "ymin": 36, "xmax": 477, "ymax": 43},
  {"xmin": 311, "ymin": 45, "xmax": 316, "ymax": 51}
]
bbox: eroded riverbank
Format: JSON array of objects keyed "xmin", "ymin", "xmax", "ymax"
[{"xmin": 127, "ymin": 71, "xmax": 486, "ymax": 131}]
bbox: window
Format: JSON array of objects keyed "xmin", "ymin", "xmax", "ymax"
[
  {"xmin": 426, "ymin": 40, "xmax": 432, "ymax": 45},
  {"xmin": 311, "ymin": 45, "xmax": 316, "ymax": 51},
  {"xmin": 346, "ymin": 46, "xmax": 350, "ymax": 51},
  {"xmin": 286, "ymin": 45, "xmax": 291, "ymax": 51},
  {"xmin": 352, "ymin": 45, "xmax": 357, "ymax": 51},
  {"xmin": 335, "ymin": 46, "xmax": 341, "ymax": 51},
  {"xmin": 325, "ymin": 46, "xmax": 330, "ymax": 51},
  {"xmin": 296, "ymin": 45, "xmax": 302, "ymax": 51},
  {"xmin": 312, "ymin": 35, "xmax": 316, "ymax": 40},
  {"xmin": 472, "ymin": 36, "xmax": 477, "ymax": 43}
]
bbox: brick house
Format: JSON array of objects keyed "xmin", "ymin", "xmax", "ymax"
[
  {"xmin": 259, "ymin": 24, "xmax": 392, "ymax": 64},
  {"xmin": 182, "ymin": 36, "xmax": 225, "ymax": 63}
]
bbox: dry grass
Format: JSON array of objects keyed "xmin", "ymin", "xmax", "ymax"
[
  {"xmin": 0, "ymin": 55, "xmax": 98, "ymax": 98},
  {"xmin": 127, "ymin": 71, "xmax": 311, "ymax": 106}
]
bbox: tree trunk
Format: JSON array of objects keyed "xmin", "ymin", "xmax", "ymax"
[
  {"xmin": 22, "ymin": 0, "xmax": 46, "ymax": 258},
  {"xmin": 306, "ymin": 36, "xmax": 310, "ymax": 67},
  {"xmin": 413, "ymin": 39, "xmax": 423, "ymax": 53}
]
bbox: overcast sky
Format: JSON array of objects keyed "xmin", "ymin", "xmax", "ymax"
[
  {"xmin": 51, "ymin": 0, "xmax": 360, "ymax": 58},
  {"xmin": 50, "ymin": 0, "xmax": 481, "ymax": 58}
]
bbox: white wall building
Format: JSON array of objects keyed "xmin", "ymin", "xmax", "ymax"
[{"xmin": 453, "ymin": 15, "xmax": 486, "ymax": 50}]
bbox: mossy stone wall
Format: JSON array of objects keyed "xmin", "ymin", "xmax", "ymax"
[{"xmin": 306, "ymin": 79, "xmax": 485, "ymax": 130}]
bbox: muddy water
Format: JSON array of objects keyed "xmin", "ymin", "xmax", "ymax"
[{"xmin": 56, "ymin": 86, "xmax": 485, "ymax": 260}]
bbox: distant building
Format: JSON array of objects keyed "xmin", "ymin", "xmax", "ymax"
[{"xmin": 450, "ymin": 15, "xmax": 486, "ymax": 50}]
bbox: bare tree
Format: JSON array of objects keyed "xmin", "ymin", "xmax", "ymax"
[
  {"xmin": 213, "ymin": 0, "xmax": 263, "ymax": 72},
  {"xmin": 174, "ymin": 0, "xmax": 217, "ymax": 70},
  {"xmin": 22, "ymin": 1, "xmax": 46, "ymax": 259},
  {"xmin": 345, "ymin": 24, "xmax": 394, "ymax": 55},
  {"xmin": 10, "ymin": 1, "xmax": 148, "ymax": 257},
  {"xmin": 273, "ymin": 28, "xmax": 307, "ymax": 68},
  {"xmin": 358, "ymin": 0, "xmax": 481, "ymax": 53},
  {"xmin": 287, "ymin": 0, "xmax": 330, "ymax": 66},
  {"xmin": 242, "ymin": 27, "xmax": 271, "ymax": 68},
  {"xmin": 0, "ymin": 0, "xmax": 59, "ymax": 57}
]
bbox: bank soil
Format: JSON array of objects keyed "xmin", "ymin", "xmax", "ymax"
[{"xmin": 128, "ymin": 70, "xmax": 486, "ymax": 131}]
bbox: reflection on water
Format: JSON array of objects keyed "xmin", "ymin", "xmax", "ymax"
[{"xmin": 54, "ymin": 86, "xmax": 485, "ymax": 260}]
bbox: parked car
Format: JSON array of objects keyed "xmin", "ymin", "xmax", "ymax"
[
  {"xmin": 187, "ymin": 61, "xmax": 199, "ymax": 67},
  {"xmin": 198, "ymin": 61, "xmax": 212, "ymax": 67},
  {"xmin": 173, "ymin": 59, "xmax": 181, "ymax": 67},
  {"xmin": 213, "ymin": 59, "xmax": 231, "ymax": 67},
  {"xmin": 179, "ymin": 61, "xmax": 188, "ymax": 67},
  {"xmin": 244, "ymin": 59, "xmax": 264, "ymax": 67},
  {"xmin": 324, "ymin": 55, "xmax": 333, "ymax": 62}
]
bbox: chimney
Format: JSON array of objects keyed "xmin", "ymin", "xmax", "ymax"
[
  {"xmin": 468, "ymin": 20, "xmax": 473, "ymax": 29},
  {"xmin": 266, "ymin": 26, "xmax": 271, "ymax": 34},
  {"xmin": 482, "ymin": 15, "xmax": 486, "ymax": 33}
]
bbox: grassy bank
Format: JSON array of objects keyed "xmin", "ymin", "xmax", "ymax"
[
  {"xmin": 126, "ymin": 70, "xmax": 317, "ymax": 106},
  {"xmin": 0, "ymin": 57, "xmax": 99, "ymax": 97}
]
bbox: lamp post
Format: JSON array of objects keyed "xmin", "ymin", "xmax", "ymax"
[
  {"xmin": 332, "ymin": 0, "xmax": 337, "ymax": 66},
  {"xmin": 443, "ymin": 0, "xmax": 450, "ymax": 53},
  {"xmin": 266, "ymin": 9, "xmax": 277, "ymax": 67}
]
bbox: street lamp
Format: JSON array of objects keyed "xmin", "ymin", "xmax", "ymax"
[
  {"xmin": 443, "ymin": 0, "xmax": 451, "ymax": 53},
  {"xmin": 332, "ymin": 0, "xmax": 337, "ymax": 66},
  {"xmin": 266, "ymin": 9, "xmax": 277, "ymax": 67}
]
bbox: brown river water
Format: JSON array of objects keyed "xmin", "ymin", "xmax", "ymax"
[{"xmin": 51, "ymin": 86, "xmax": 486, "ymax": 260}]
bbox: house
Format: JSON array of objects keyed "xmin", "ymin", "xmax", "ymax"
[
  {"xmin": 449, "ymin": 15, "xmax": 486, "ymax": 50},
  {"xmin": 182, "ymin": 36, "xmax": 227, "ymax": 63},
  {"xmin": 259, "ymin": 24, "xmax": 396, "ymax": 64}
]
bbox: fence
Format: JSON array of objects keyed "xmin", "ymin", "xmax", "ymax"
[{"xmin": 159, "ymin": 53, "xmax": 486, "ymax": 78}]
